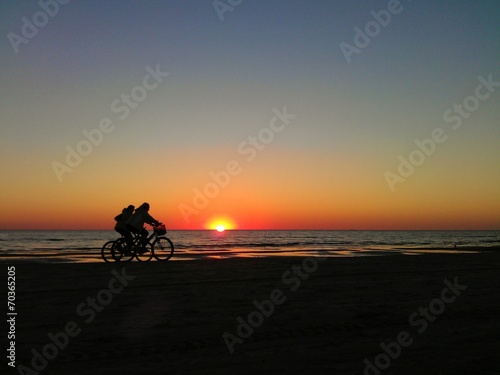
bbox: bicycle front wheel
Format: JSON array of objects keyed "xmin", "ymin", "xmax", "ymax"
[
  {"xmin": 112, "ymin": 238, "xmax": 135, "ymax": 263},
  {"xmin": 101, "ymin": 240, "xmax": 116, "ymax": 263},
  {"xmin": 152, "ymin": 237, "xmax": 174, "ymax": 261}
]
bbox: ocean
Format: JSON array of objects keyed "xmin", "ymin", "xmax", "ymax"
[{"xmin": 0, "ymin": 230, "xmax": 499, "ymax": 262}]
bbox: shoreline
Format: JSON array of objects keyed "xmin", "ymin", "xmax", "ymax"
[{"xmin": 0, "ymin": 245, "xmax": 498, "ymax": 264}]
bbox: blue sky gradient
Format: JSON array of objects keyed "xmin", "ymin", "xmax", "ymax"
[{"xmin": 1, "ymin": 0, "xmax": 498, "ymax": 229}]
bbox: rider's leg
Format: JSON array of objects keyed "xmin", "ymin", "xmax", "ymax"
[
  {"xmin": 140, "ymin": 228, "xmax": 149, "ymax": 247},
  {"xmin": 117, "ymin": 228, "xmax": 133, "ymax": 247},
  {"xmin": 124, "ymin": 231, "xmax": 133, "ymax": 247}
]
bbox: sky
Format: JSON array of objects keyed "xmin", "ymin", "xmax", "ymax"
[{"xmin": 0, "ymin": 0, "xmax": 499, "ymax": 230}]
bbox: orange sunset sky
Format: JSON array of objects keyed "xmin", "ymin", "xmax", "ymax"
[{"xmin": 1, "ymin": 1, "xmax": 499, "ymax": 230}]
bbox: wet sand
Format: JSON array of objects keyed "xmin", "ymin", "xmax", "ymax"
[
  {"xmin": 7, "ymin": 251, "xmax": 500, "ymax": 374},
  {"xmin": 0, "ymin": 245, "xmax": 491, "ymax": 263}
]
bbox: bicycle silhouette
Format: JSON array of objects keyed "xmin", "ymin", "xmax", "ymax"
[{"xmin": 101, "ymin": 223, "xmax": 174, "ymax": 262}]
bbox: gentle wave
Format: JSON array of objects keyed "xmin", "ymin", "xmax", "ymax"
[
  {"xmin": 174, "ymin": 241, "xmax": 346, "ymax": 249},
  {"xmin": 1, "ymin": 230, "xmax": 499, "ymax": 257}
]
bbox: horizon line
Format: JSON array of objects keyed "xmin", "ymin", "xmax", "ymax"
[{"xmin": 1, "ymin": 228, "xmax": 499, "ymax": 231}]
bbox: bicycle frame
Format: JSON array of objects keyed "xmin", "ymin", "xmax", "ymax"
[{"xmin": 129, "ymin": 226, "xmax": 160, "ymax": 248}]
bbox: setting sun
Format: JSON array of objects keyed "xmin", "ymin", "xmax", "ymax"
[{"xmin": 207, "ymin": 216, "xmax": 237, "ymax": 231}]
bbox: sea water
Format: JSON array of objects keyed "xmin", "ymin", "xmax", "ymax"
[{"xmin": 0, "ymin": 230, "xmax": 498, "ymax": 262}]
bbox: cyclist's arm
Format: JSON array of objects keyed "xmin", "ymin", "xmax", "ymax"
[{"xmin": 144, "ymin": 213, "xmax": 160, "ymax": 226}]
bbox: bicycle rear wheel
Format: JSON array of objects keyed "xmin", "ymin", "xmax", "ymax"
[
  {"xmin": 112, "ymin": 238, "xmax": 135, "ymax": 262},
  {"xmin": 152, "ymin": 237, "xmax": 174, "ymax": 261},
  {"xmin": 101, "ymin": 240, "xmax": 116, "ymax": 263}
]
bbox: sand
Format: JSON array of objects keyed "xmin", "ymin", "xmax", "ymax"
[{"xmin": 6, "ymin": 251, "xmax": 500, "ymax": 374}]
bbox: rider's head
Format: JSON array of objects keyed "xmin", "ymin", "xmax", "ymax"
[
  {"xmin": 141, "ymin": 202, "xmax": 150, "ymax": 211},
  {"xmin": 127, "ymin": 205, "xmax": 135, "ymax": 211}
]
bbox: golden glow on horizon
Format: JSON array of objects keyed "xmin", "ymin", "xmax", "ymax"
[
  {"xmin": 206, "ymin": 216, "xmax": 237, "ymax": 231},
  {"xmin": 0, "ymin": 142, "xmax": 499, "ymax": 230}
]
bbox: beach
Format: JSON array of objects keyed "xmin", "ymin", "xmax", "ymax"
[{"xmin": 6, "ymin": 251, "xmax": 500, "ymax": 374}]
